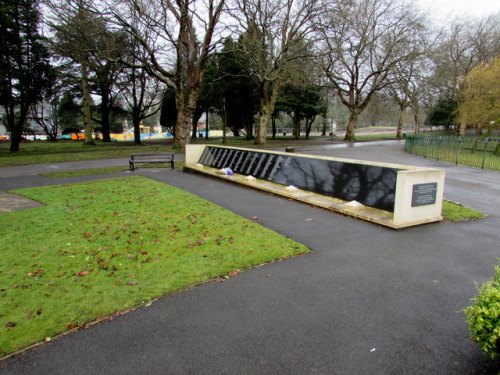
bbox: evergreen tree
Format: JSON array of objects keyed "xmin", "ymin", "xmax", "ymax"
[
  {"xmin": 159, "ymin": 87, "xmax": 177, "ymax": 137},
  {"xmin": 0, "ymin": 0, "xmax": 54, "ymax": 152},
  {"xmin": 426, "ymin": 97, "xmax": 458, "ymax": 130},
  {"xmin": 276, "ymin": 84, "xmax": 326, "ymax": 139}
]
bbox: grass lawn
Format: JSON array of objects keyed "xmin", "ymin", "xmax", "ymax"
[
  {"xmin": 442, "ymin": 200, "xmax": 485, "ymax": 222},
  {"xmin": 0, "ymin": 140, "xmax": 179, "ymax": 167},
  {"xmin": 0, "ymin": 176, "xmax": 308, "ymax": 357}
]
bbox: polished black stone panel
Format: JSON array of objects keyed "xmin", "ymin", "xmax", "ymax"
[{"xmin": 198, "ymin": 146, "xmax": 399, "ymax": 212}]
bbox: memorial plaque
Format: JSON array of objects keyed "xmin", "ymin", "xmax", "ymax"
[
  {"xmin": 197, "ymin": 146, "xmax": 399, "ymax": 212},
  {"xmin": 411, "ymin": 183, "xmax": 437, "ymax": 207}
]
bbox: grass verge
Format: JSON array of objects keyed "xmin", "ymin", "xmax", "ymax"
[
  {"xmin": 442, "ymin": 200, "xmax": 485, "ymax": 222},
  {"xmin": 0, "ymin": 176, "xmax": 308, "ymax": 357}
]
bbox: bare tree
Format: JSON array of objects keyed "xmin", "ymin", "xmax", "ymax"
[
  {"xmin": 31, "ymin": 97, "xmax": 61, "ymax": 141},
  {"xmin": 317, "ymin": 0, "xmax": 426, "ymax": 141},
  {"xmin": 388, "ymin": 45, "xmax": 431, "ymax": 137},
  {"xmin": 45, "ymin": 0, "xmax": 112, "ymax": 145},
  {"xmin": 429, "ymin": 14, "xmax": 499, "ymax": 135},
  {"xmin": 88, "ymin": 30, "xmax": 128, "ymax": 142},
  {"xmin": 230, "ymin": 0, "xmax": 321, "ymax": 145},
  {"xmin": 106, "ymin": 0, "xmax": 226, "ymax": 149},
  {"xmin": 358, "ymin": 92, "xmax": 394, "ymax": 127},
  {"xmin": 118, "ymin": 65, "xmax": 164, "ymax": 145}
]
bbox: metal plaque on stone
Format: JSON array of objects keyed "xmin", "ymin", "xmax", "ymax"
[{"xmin": 411, "ymin": 183, "xmax": 438, "ymax": 207}]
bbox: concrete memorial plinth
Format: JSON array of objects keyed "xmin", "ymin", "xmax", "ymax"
[{"xmin": 184, "ymin": 144, "xmax": 445, "ymax": 229}]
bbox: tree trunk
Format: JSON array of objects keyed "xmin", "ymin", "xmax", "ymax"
[
  {"xmin": 100, "ymin": 85, "xmax": 111, "ymax": 142},
  {"xmin": 413, "ymin": 110, "xmax": 420, "ymax": 134},
  {"xmin": 255, "ymin": 109, "xmax": 269, "ymax": 145},
  {"xmin": 271, "ymin": 114, "xmax": 277, "ymax": 139},
  {"xmin": 191, "ymin": 118, "xmax": 198, "ymax": 139},
  {"xmin": 222, "ymin": 108, "xmax": 227, "ymax": 145},
  {"xmin": 344, "ymin": 110, "xmax": 358, "ymax": 141},
  {"xmin": 458, "ymin": 116, "xmax": 467, "ymax": 136},
  {"xmin": 133, "ymin": 109, "xmax": 141, "ymax": 145},
  {"xmin": 10, "ymin": 128, "xmax": 22, "ymax": 152},
  {"xmin": 244, "ymin": 117, "xmax": 253, "ymax": 140},
  {"xmin": 293, "ymin": 115, "xmax": 301, "ymax": 139},
  {"xmin": 10, "ymin": 101, "xmax": 30, "ymax": 152},
  {"xmin": 81, "ymin": 61, "xmax": 95, "ymax": 145},
  {"xmin": 175, "ymin": 109, "xmax": 191, "ymax": 149},
  {"xmin": 256, "ymin": 83, "xmax": 280, "ymax": 145},
  {"xmin": 396, "ymin": 106, "xmax": 404, "ymax": 139},
  {"xmin": 205, "ymin": 111, "xmax": 209, "ymax": 140},
  {"xmin": 305, "ymin": 116, "xmax": 315, "ymax": 139},
  {"xmin": 174, "ymin": 89, "xmax": 197, "ymax": 149}
]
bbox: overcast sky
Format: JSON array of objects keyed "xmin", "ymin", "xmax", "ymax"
[{"xmin": 418, "ymin": 0, "xmax": 500, "ymax": 21}]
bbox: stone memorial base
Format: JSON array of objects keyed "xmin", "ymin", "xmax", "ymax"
[{"xmin": 184, "ymin": 145, "xmax": 445, "ymax": 229}]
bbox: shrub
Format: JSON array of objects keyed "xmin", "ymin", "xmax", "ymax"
[{"xmin": 464, "ymin": 265, "xmax": 500, "ymax": 359}]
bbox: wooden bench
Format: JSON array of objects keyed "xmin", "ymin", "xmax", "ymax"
[{"xmin": 129, "ymin": 153, "xmax": 175, "ymax": 171}]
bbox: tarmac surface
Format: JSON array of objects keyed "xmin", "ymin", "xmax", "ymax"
[{"xmin": 0, "ymin": 141, "xmax": 499, "ymax": 374}]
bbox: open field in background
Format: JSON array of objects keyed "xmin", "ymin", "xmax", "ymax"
[
  {"xmin": 0, "ymin": 130, "xmax": 404, "ymax": 167},
  {"xmin": 0, "ymin": 140, "xmax": 179, "ymax": 167},
  {"xmin": 0, "ymin": 176, "xmax": 308, "ymax": 357}
]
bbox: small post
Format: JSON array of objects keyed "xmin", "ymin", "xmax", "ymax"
[
  {"xmin": 455, "ymin": 138, "xmax": 462, "ymax": 165},
  {"xmin": 436, "ymin": 137, "xmax": 442, "ymax": 161},
  {"xmin": 481, "ymin": 139, "xmax": 488, "ymax": 169}
]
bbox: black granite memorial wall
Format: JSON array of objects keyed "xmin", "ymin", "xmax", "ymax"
[{"xmin": 198, "ymin": 146, "xmax": 399, "ymax": 212}]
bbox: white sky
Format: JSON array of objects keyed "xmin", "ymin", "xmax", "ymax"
[{"xmin": 418, "ymin": 0, "xmax": 500, "ymax": 21}]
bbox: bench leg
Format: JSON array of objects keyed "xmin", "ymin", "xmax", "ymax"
[{"xmin": 170, "ymin": 160, "xmax": 175, "ymax": 169}]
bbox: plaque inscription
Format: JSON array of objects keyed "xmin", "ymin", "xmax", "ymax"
[{"xmin": 411, "ymin": 183, "xmax": 438, "ymax": 207}]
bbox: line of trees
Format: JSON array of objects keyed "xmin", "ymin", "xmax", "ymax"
[{"xmin": 1, "ymin": 0, "xmax": 498, "ymax": 152}]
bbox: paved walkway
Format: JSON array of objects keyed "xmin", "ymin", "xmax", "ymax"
[{"xmin": 0, "ymin": 142, "xmax": 499, "ymax": 374}]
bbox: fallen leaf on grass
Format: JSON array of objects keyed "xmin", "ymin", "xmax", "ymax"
[
  {"xmin": 67, "ymin": 322, "xmax": 79, "ymax": 330},
  {"xmin": 127, "ymin": 281, "xmax": 138, "ymax": 286},
  {"xmin": 27, "ymin": 308, "xmax": 43, "ymax": 320},
  {"xmin": 76, "ymin": 271, "xmax": 89, "ymax": 277},
  {"xmin": 27, "ymin": 269, "xmax": 43, "ymax": 277},
  {"xmin": 230, "ymin": 270, "xmax": 240, "ymax": 277},
  {"xmin": 5, "ymin": 321, "xmax": 16, "ymax": 329}
]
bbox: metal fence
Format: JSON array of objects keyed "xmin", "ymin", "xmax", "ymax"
[{"xmin": 404, "ymin": 134, "xmax": 500, "ymax": 171}]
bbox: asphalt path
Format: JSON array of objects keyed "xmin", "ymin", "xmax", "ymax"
[{"xmin": 0, "ymin": 142, "xmax": 499, "ymax": 374}]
